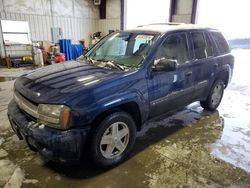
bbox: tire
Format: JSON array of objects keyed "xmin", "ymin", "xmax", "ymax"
[
  {"xmin": 200, "ymin": 80, "xmax": 224, "ymax": 111},
  {"xmin": 90, "ymin": 111, "xmax": 136, "ymax": 168}
]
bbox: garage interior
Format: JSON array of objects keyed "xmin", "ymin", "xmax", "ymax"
[{"xmin": 0, "ymin": 0, "xmax": 250, "ymax": 187}]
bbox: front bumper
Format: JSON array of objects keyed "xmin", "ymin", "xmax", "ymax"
[{"xmin": 8, "ymin": 100, "xmax": 89, "ymax": 163}]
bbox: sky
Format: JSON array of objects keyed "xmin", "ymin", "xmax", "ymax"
[
  {"xmin": 197, "ymin": 0, "xmax": 250, "ymax": 39},
  {"xmin": 126, "ymin": 0, "xmax": 250, "ymax": 40},
  {"xmin": 126, "ymin": 0, "xmax": 171, "ymax": 29}
]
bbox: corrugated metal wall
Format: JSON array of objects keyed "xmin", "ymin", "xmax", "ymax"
[
  {"xmin": 97, "ymin": 0, "xmax": 121, "ymax": 35},
  {"xmin": 171, "ymin": 0, "xmax": 193, "ymax": 23},
  {"xmin": 0, "ymin": 12, "xmax": 98, "ymax": 57},
  {"xmin": 0, "ymin": 0, "xmax": 100, "ymax": 58},
  {"xmin": 0, "ymin": 12, "xmax": 97, "ymax": 56},
  {"xmin": 0, "ymin": 0, "xmax": 122, "ymax": 58},
  {"xmin": 98, "ymin": 19, "xmax": 120, "ymax": 35}
]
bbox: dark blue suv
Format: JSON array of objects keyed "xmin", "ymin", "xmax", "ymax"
[{"xmin": 8, "ymin": 23, "xmax": 234, "ymax": 167}]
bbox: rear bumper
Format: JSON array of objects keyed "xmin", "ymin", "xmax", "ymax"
[{"xmin": 8, "ymin": 100, "xmax": 89, "ymax": 163}]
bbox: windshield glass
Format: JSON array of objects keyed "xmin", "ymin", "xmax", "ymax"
[{"xmin": 87, "ymin": 32, "xmax": 158, "ymax": 69}]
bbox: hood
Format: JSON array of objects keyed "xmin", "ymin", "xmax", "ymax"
[{"xmin": 14, "ymin": 61, "xmax": 122, "ymax": 104}]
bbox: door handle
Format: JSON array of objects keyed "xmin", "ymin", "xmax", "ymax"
[{"xmin": 185, "ymin": 71, "xmax": 192, "ymax": 77}]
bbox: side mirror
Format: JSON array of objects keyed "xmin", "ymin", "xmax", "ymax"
[{"xmin": 153, "ymin": 58, "xmax": 178, "ymax": 71}]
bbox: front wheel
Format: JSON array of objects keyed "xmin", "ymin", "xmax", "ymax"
[
  {"xmin": 200, "ymin": 80, "xmax": 224, "ymax": 111},
  {"xmin": 90, "ymin": 112, "xmax": 136, "ymax": 168}
]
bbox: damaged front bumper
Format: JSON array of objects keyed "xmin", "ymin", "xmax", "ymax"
[{"xmin": 7, "ymin": 100, "xmax": 89, "ymax": 163}]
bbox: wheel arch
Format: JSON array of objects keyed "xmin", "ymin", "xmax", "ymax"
[
  {"xmin": 90, "ymin": 101, "xmax": 142, "ymax": 133},
  {"xmin": 216, "ymin": 70, "xmax": 230, "ymax": 88}
]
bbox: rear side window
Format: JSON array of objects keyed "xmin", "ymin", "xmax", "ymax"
[
  {"xmin": 191, "ymin": 32, "xmax": 212, "ymax": 60},
  {"xmin": 204, "ymin": 32, "xmax": 214, "ymax": 57},
  {"xmin": 210, "ymin": 32, "xmax": 230, "ymax": 55}
]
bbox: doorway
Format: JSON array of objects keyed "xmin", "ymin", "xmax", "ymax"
[
  {"xmin": 124, "ymin": 0, "xmax": 171, "ymax": 29},
  {"xmin": 196, "ymin": 0, "xmax": 250, "ymax": 40},
  {"xmin": 196, "ymin": 0, "xmax": 250, "ymax": 86}
]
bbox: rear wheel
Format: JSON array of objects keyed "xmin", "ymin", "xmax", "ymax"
[
  {"xmin": 90, "ymin": 112, "xmax": 136, "ymax": 168},
  {"xmin": 200, "ymin": 80, "xmax": 224, "ymax": 111}
]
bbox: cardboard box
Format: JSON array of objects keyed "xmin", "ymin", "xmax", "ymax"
[{"xmin": 41, "ymin": 41, "xmax": 52, "ymax": 53}]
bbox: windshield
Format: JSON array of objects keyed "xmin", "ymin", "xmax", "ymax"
[{"xmin": 86, "ymin": 32, "xmax": 158, "ymax": 70}]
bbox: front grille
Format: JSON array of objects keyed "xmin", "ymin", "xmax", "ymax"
[
  {"xmin": 20, "ymin": 108, "xmax": 37, "ymax": 122},
  {"xmin": 14, "ymin": 91, "xmax": 39, "ymax": 120}
]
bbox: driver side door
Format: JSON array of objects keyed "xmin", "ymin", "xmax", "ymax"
[{"xmin": 148, "ymin": 32, "xmax": 194, "ymax": 118}]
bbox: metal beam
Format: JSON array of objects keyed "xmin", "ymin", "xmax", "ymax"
[
  {"xmin": 169, "ymin": 0, "xmax": 177, "ymax": 22},
  {"xmin": 191, "ymin": 0, "xmax": 198, "ymax": 23},
  {"xmin": 121, "ymin": 0, "xmax": 125, "ymax": 30},
  {"xmin": 100, "ymin": 0, "xmax": 106, "ymax": 19}
]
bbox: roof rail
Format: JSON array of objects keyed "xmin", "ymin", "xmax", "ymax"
[{"xmin": 137, "ymin": 22, "xmax": 185, "ymax": 27}]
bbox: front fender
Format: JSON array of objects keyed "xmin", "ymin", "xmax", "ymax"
[
  {"xmin": 93, "ymin": 89, "xmax": 149, "ymax": 122},
  {"xmin": 71, "ymin": 90, "xmax": 149, "ymax": 128}
]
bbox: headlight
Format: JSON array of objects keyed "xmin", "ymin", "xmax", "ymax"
[{"xmin": 37, "ymin": 104, "xmax": 71, "ymax": 130}]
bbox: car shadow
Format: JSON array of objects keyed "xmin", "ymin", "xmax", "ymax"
[{"xmin": 44, "ymin": 103, "xmax": 217, "ymax": 179}]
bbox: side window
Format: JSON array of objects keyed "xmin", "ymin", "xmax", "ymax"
[
  {"xmin": 155, "ymin": 33, "xmax": 189, "ymax": 65},
  {"xmin": 191, "ymin": 32, "xmax": 207, "ymax": 59},
  {"xmin": 204, "ymin": 32, "xmax": 214, "ymax": 57},
  {"xmin": 210, "ymin": 32, "xmax": 230, "ymax": 55}
]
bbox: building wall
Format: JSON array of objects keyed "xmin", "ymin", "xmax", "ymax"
[
  {"xmin": 0, "ymin": 0, "xmax": 99, "ymax": 57},
  {"xmin": 0, "ymin": 0, "xmax": 195, "ymax": 57},
  {"xmin": 98, "ymin": 0, "xmax": 121, "ymax": 36},
  {"xmin": 172, "ymin": 0, "xmax": 193, "ymax": 23}
]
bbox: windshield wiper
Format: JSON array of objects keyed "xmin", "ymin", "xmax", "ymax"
[
  {"xmin": 105, "ymin": 61, "xmax": 125, "ymax": 71},
  {"xmin": 85, "ymin": 57, "xmax": 95, "ymax": 65}
]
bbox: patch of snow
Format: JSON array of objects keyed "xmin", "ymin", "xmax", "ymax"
[
  {"xmin": 0, "ymin": 149, "xmax": 8, "ymax": 158},
  {"xmin": 23, "ymin": 179, "xmax": 39, "ymax": 184},
  {"xmin": 0, "ymin": 160, "xmax": 16, "ymax": 187},
  {"xmin": 3, "ymin": 167, "xmax": 24, "ymax": 188}
]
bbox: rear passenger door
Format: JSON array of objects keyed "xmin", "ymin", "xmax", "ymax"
[{"xmin": 189, "ymin": 31, "xmax": 215, "ymax": 100}]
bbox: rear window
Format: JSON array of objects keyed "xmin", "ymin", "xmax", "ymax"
[{"xmin": 210, "ymin": 32, "xmax": 230, "ymax": 55}]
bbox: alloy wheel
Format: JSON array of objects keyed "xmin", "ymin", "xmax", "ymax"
[
  {"xmin": 100, "ymin": 122, "xmax": 130, "ymax": 159},
  {"xmin": 211, "ymin": 84, "xmax": 223, "ymax": 107}
]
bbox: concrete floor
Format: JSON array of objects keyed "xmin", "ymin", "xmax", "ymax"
[{"xmin": 0, "ymin": 49, "xmax": 250, "ymax": 188}]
